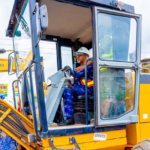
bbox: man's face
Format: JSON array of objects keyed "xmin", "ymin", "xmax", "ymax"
[{"xmin": 76, "ymin": 53, "xmax": 88, "ymax": 64}]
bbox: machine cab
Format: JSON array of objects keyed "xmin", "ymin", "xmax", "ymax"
[{"xmin": 7, "ymin": 0, "xmax": 141, "ymax": 137}]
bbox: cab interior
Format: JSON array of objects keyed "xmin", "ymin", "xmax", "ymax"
[
  {"xmin": 39, "ymin": 0, "xmax": 93, "ymax": 129},
  {"xmin": 14, "ymin": 0, "xmax": 136, "ymax": 131}
]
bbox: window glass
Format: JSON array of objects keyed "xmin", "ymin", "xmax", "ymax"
[
  {"xmin": 100, "ymin": 68, "xmax": 135, "ymax": 119},
  {"xmin": 13, "ymin": 0, "xmax": 32, "ymax": 76},
  {"xmin": 39, "ymin": 41, "xmax": 57, "ymax": 84},
  {"xmin": 89, "ymin": 48, "xmax": 93, "ymax": 57},
  {"xmin": 98, "ymin": 13, "xmax": 136, "ymax": 62},
  {"xmin": 61, "ymin": 47, "xmax": 73, "ymax": 69}
]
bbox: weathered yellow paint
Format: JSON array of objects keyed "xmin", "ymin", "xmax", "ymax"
[
  {"xmin": 126, "ymin": 121, "xmax": 141, "ymax": 145},
  {"xmin": 139, "ymin": 84, "xmax": 150, "ymax": 123},
  {"xmin": 126, "ymin": 81, "xmax": 150, "ymax": 147},
  {"xmin": 0, "ymin": 108, "xmax": 11, "ymax": 123},
  {"xmin": 140, "ymin": 123, "xmax": 150, "ymax": 140},
  {"xmin": 84, "ymin": 137, "xmax": 126, "ymax": 150},
  {"xmin": 42, "ymin": 129, "xmax": 126, "ymax": 148},
  {"xmin": 0, "ymin": 99, "xmax": 33, "ymax": 128},
  {"xmin": 0, "ymin": 58, "xmax": 15, "ymax": 72},
  {"xmin": 43, "ymin": 137, "xmax": 126, "ymax": 150}
]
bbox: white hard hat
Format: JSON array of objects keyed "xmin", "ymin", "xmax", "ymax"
[{"xmin": 76, "ymin": 47, "xmax": 89, "ymax": 56}]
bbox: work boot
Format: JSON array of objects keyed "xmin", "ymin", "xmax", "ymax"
[{"xmin": 58, "ymin": 118, "xmax": 74, "ymax": 126}]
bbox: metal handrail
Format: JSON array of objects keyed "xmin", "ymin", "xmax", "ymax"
[
  {"xmin": 140, "ymin": 67, "xmax": 150, "ymax": 73},
  {"xmin": 85, "ymin": 57, "xmax": 93, "ymax": 125},
  {"xmin": 28, "ymin": 60, "xmax": 41, "ymax": 138},
  {"xmin": 12, "ymin": 80, "xmax": 20, "ymax": 109}
]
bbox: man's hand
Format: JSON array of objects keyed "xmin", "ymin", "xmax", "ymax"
[
  {"xmin": 68, "ymin": 83, "xmax": 72, "ymax": 87},
  {"xmin": 75, "ymin": 60, "xmax": 93, "ymax": 72},
  {"xmin": 75, "ymin": 65, "xmax": 85, "ymax": 72}
]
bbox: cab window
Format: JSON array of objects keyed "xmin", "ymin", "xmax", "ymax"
[
  {"xmin": 98, "ymin": 13, "xmax": 137, "ymax": 62},
  {"xmin": 39, "ymin": 41, "xmax": 57, "ymax": 84},
  {"xmin": 100, "ymin": 68, "xmax": 135, "ymax": 119},
  {"xmin": 61, "ymin": 46, "xmax": 73, "ymax": 69},
  {"xmin": 13, "ymin": 0, "xmax": 32, "ymax": 76}
]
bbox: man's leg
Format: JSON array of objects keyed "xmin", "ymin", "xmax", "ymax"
[
  {"xmin": 63, "ymin": 87, "xmax": 74, "ymax": 118},
  {"xmin": 63, "ymin": 85, "xmax": 87, "ymax": 118},
  {"xmin": 58, "ymin": 87, "xmax": 74, "ymax": 126},
  {"xmin": 58, "ymin": 85, "xmax": 92, "ymax": 126}
]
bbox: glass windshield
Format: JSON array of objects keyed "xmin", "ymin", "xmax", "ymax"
[
  {"xmin": 98, "ymin": 13, "xmax": 137, "ymax": 62},
  {"xmin": 13, "ymin": 0, "xmax": 32, "ymax": 76},
  {"xmin": 100, "ymin": 68, "xmax": 135, "ymax": 119},
  {"xmin": 39, "ymin": 41, "xmax": 57, "ymax": 85},
  {"xmin": 61, "ymin": 47, "xmax": 73, "ymax": 69}
]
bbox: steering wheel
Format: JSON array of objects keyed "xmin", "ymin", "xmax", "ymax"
[{"xmin": 62, "ymin": 66, "xmax": 74, "ymax": 77}]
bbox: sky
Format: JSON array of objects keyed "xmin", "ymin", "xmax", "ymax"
[{"xmin": 0, "ymin": 0, "xmax": 150, "ymax": 105}]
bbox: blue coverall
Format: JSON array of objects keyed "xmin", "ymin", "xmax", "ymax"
[{"xmin": 63, "ymin": 64, "xmax": 93, "ymax": 118}]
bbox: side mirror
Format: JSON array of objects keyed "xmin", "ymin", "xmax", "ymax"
[
  {"xmin": 8, "ymin": 52, "xmax": 15, "ymax": 75},
  {"xmin": 34, "ymin": 3, "xmax": 48, "ymax": 46},
  {"xmin": 40, "ymin": 5, "xmax": 48, "ymax": 32},
  {"xmin": 0, "ymin": 49, "xmax": 6, "ymax": 54},
  {"xmin": 8, "ymin": 56, "xmax": 13, "ymax": 73}
]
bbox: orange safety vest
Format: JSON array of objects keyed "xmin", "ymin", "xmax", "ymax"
[{"xmin": 80, "ymin": 79, "xmax": 94, "ymax": 87}]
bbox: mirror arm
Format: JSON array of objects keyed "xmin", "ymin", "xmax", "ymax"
[{"xmin": 33, "ymin": 3, "xmax": 41, "ymax": 47}]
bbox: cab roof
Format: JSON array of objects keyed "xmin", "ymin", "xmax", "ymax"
[{"xmin": 6, "ymin": 0, "xmax": 134, "ymax": 37}]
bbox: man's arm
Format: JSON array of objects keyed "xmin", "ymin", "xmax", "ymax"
[
  {"xmin": 74, "ymin": 63, "xmax": 93, "ymax": 79},
  {"xmin": 75, "ymin": 60, "xmax": 93, "ymax": 72}
]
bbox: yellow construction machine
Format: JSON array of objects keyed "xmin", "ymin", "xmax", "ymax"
[
  {"xmin": 1, "ymin": 0, "xmax": 150, "ymax": 149},
  {"xmin": 0, "ymin": 49, "xmax": 15, "ymax": 72}
]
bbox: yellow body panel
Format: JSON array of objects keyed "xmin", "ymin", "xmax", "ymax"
[
  {"xmin": 42, "ymin": 129, "xmax": 126, "ymax": 149},
  {"xmin": 0, "ymin": 58, "xmax": 15, "ymax": 72},
  {"xmin": 43, "ymin": 138, "xmax": 126, "ymax": 150},
  {"xmin": 126, "ymin": 123, "xmax": 141, "ymax": 145},
  {"xmin": 140, "ymin": 123, "xmax": 150, "ymax": 140},
  {"xmin": 126, "ymin": 82, "xmax": 150, "ymax": 147},
  {"xmin": 139, "ymin": 84, "xmax": 150, "ymax": 123}
]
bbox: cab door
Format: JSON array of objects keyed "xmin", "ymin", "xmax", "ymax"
[{"xmin": 93, "ymin": 7, "xmax": 141, "ymax": 126}]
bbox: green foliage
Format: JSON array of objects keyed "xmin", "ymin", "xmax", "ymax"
[
  {"xmin": 115, "ymin": 89, "xmax": 125, "ymax": 101},
  {"xmin": 100, "ymin": 86, "xmax": 108, "ymax": 101}
]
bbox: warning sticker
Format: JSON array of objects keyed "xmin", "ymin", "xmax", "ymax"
[{"xmin": 0, "ymin": 84, "xmax": 8, "ymax": 97}]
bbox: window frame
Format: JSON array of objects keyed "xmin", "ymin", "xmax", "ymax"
[
  {"xmin": 93, "ymin": 6, "xmax": 141, "ymax": 126},
  {"xmin": 97, "ymin": 13, "xmax": 137, "ymax": 63},
  {"xmin": 13, "ymin": 0, "xmax": 33, "ymax": 77}
]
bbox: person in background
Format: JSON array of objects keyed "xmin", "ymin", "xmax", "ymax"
[{"xmin": 0, "ymin": 95, "xmax": 5, "ymax": 100}]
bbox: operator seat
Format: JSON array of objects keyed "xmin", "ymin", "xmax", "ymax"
[{"xmin": 73, "ymin": 95, "xmax": 94, "ymax": 124}]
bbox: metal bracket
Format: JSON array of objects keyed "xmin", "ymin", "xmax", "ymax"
[
  {"xmin": 117, "ymin": 1, "xmax": 124, "ymax": 10},
  {"xmin": 110, "ymin": 0, "xmax": 124, "ymax": 10},
  {"xmin": 0, "ymin": 108, "xmax": 11, "ymax": 124},
  {"xmin": 49, "ymin": 137, "xmax": 81, "ymax": 150}
]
